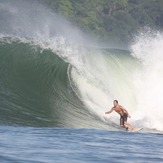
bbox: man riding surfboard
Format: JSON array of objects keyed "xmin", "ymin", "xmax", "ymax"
[{"xmin": 105, "ymin": 100, "xmax": 134, "ymax": 131}]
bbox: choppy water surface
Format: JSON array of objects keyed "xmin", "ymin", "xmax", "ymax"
[{"xmin": 0, "ymin": 127, "xmax": 163, "ymax": 163}]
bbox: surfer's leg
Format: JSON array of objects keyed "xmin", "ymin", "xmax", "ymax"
[
  {"xmin": 122, "ymin": 114, "xmax": 128, "ymax": 129},
  {"xmin": 120, "ymin": 116, "xmax": 125, "ymax": 128},
  {"xmin": 124, "ymin": 122, "xmax": 135, "ymax": 131}
]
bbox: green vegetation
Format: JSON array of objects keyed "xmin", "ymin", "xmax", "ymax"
[{"xmin": 42, "ymin": 0, "xmax": 163, "ymax": 45}]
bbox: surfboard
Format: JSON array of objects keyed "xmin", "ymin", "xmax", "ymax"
[{"xmin": 128, "ymin": 127, "xmax": 143, "ymax": 132}]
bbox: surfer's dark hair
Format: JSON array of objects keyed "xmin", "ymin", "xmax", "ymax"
[{"xmin": 114, "ymin": 100, "xmax": 118, "ymax": 103}]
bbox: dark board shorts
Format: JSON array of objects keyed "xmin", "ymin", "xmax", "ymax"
[{"xmin": 120, "ymin": 113, "xmax": 128, "ymax": 126}]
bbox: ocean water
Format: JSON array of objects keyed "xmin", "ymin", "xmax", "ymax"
[
  {"xmin": 0, "ymin": 127, "xmax": 163, "ymax": 163},
  {"xmin": 0, "ymin": 0, "xmax": 163, "ymax": 162}
]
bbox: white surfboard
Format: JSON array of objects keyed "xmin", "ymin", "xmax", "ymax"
[{"xmin": 128, "ymin": 127, "xmax": 143, "ymax": 132}]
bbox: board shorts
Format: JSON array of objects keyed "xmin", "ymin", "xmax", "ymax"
[{"xmin": 120, "ymin": 113, "xmax": 128, "ymax": 127}]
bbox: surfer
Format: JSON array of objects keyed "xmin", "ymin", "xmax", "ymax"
[{"xmin": 105, "ymin": 100, "xmax": 134, "ymax": 131}]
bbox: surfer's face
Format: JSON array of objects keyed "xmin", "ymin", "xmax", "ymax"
[{"xmin": 113, "ymin": 101, "xmax": 117, "ymax": 106}]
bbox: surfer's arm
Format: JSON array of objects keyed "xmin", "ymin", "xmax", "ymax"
[
  {"xmin": 120, "ymin": 106, "xmax": 131, "ymax": 118},
  {"xmin": 105, "ymin": 108, "xmax": 114, "ymax": 114}
]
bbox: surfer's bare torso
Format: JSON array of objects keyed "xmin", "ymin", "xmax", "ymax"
[
  {"xmin": 106, "ymin": 104, "xmax": 130, "ymax": 118},
  {"xmin": 112, "ymin": 105, "xmax": 126, "ymax": 116}
]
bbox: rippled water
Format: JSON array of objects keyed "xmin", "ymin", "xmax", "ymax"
[{"xmin": 0, "ymin": 126, "xmax": 163, "ymax": 163}]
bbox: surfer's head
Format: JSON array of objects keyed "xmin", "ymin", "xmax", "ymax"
[{"xmin": 113, "ymin": 100, "xmax": 118, "ymax": 106}]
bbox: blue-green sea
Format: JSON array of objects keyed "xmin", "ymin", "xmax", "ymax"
[{"xmin": 0, "ymin": 127, "xmax": 163, "ymax": 163}]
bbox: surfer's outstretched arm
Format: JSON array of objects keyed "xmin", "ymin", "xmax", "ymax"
[{"xmin": 105, "ymin": 108, "xmax": 114, "ymax": 114}]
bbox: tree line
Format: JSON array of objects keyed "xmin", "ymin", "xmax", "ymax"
[{"xmin": 42, "ymin": 0, "xmax": 163, "ymax": 45}]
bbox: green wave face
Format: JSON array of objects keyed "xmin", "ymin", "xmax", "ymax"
[
  {"xmin": 0, "ymin": 40, "xmax": 114, "ymax": 128},
  {"xmin": 0, "ymin": 40, "xmax": 69, "ymax": 126},
  {"xmin": 0, "ymin": 39, "xmax": 136, "ymax": 129}
]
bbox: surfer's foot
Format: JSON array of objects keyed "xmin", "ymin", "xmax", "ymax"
[{"xmin": 128, "ymin": 127, "xmax": 137, "ymax": 132}]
